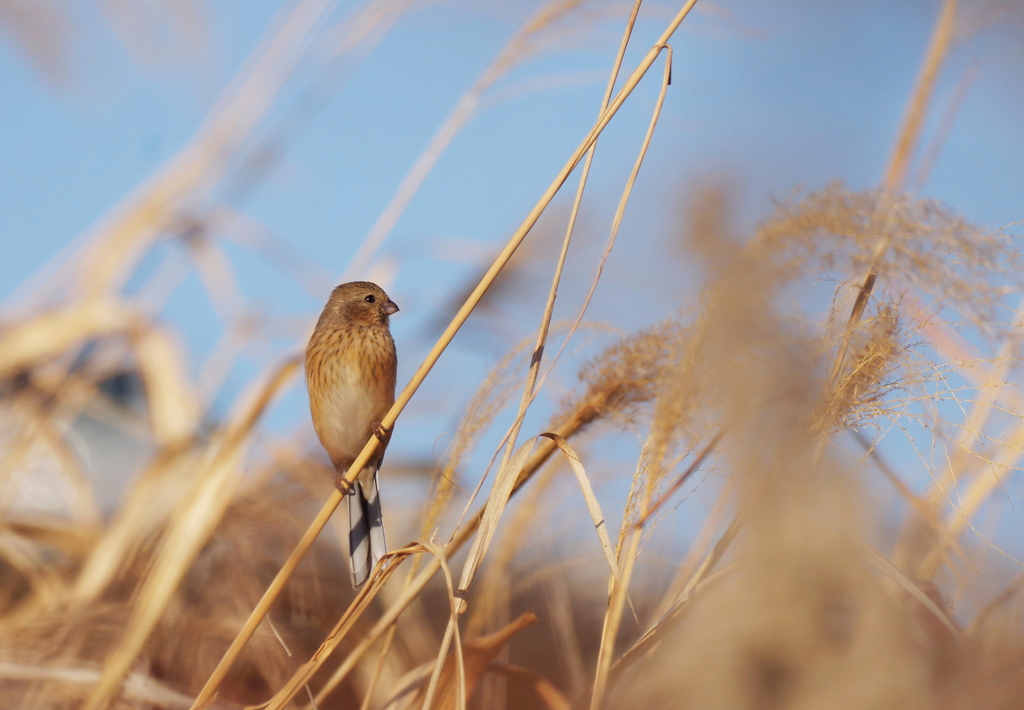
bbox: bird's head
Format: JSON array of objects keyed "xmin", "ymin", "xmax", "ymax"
[{"xmin": 327, "ymin": 281, "xmax": 399, "ymax": 327}]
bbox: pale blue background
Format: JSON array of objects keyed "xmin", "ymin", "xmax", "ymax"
[{"xmin": 1, "ymin": 0, "xmax": 1022, "ymax": 572}]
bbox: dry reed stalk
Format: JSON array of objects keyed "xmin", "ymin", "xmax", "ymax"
[
  {"xmin": 456, "ymin": 0, "xmax": 647, "ymax": 602},
  {"xmin": 422, "ymin": 335, "xmax": 536, "ymax": 543},
  {"xmin": 585, "ymin": 47, "xmax": 685, "ymax": 709},
  {"xmin": 308, "ymin": 330, "xmax": 678, "ymax": 706},
  {"xmin": 913, "ymin": 60, "xmax": 978, "ymax": 189},
  {"xmin": 649, "ymin": 473, "xmax": 734, "ymax": 622},
  {"xmin": 342, "ymin": 0, "xmax": 599, "ymax": 281},
  {"xmin": 882, "ymin": 293, "xmax": 1024, "ymax": 577},
  {"xmin": 83, "ymin": 358, "xmax": 300, "ymax": 710},
  {"xmin": 413, "ymin": 541, "xmax": 467, "ymax": 710},
  {"xmin": 248, "ymin": 544, "xmax": 420, "ymax": 710},
  {"xmin": 189, "ymin": 6, "xmax": 700, "ymax": 703},
  {"xmin": 418, "ymin": 613, "xmax": 537, "ymax": 710},
  {"xmin": 452, "ymin": 0, "xmax": 648, "ymax": 610},
  {"xmin": 588, "ymin": 463, "xmax": 646, "ymax": 710},
  {"xmin": 461, "ymin": 455, "xmax": 553, "ymax": 707},
  {"xmin": 513, "ymin": 0, "xmax": 645, "ymax": 406},
  {"xmin": 74, "ymin": 0, "xmax": 339, "ymax": 304},
  {"xmin": 0, "ymin": 660, "xmax": 194, "ymax": 710},
  {"xmin": 829, "ymin": 0, "xmax": 958, "ymax": 384}
]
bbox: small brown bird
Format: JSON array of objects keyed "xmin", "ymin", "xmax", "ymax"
[{"xmin": 306, "ymin": 281, "xmax": 399, "ymax": 587}]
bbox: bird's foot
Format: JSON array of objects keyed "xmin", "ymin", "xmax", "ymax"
[
  {"xmin": 334, "ymin": 471, "xmax": 355, "ymax": 496},
  {"xmin": 373, "ymin": 422, "xmax": 392, "ymax": 444}
]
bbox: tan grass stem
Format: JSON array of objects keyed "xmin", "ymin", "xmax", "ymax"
[
  {"xmin": 829, "ymin": 0, "xmax": 959, "ymax": 384},
  {"xmin": 190, "ymin": 6, "xmax": 699, "ymax": 705},
  {"xmin": 342, "ymin": 0, "xmax": 593, "ymax": 281},
  {"xmin": 310, "ymin": 410, "xmax": 600, "ymax": 706},
  {"xmin": 250, "ymin": 544, "xmax": 419, "ymax": 710},
  {"xmin": 78, "ymin": 0, "xmax": 339, "ymax": 303},
  {"xmin": 632, "ymin": 429, "xmax": 722, "ymax": 529},
  {"xmin": 883, "ymin": 0, "xmax": 959, "ymax": 193},
  {"xmin": 453, "ymin": 0, "xmax": 645, "ymax": 605},
  {"xmin": 520, "ymin": 0, "xmax": 645, "ymax": 399},
  {"xmin": 84, "ymin": 357, "xmax": 300, "ymax": 710},
  {"xmin": 585, "ymin": 43, "xmax": 675, "ymax": 710}
]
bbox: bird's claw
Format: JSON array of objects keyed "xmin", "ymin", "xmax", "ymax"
[
  {"xmin": 373, "ymin": 423, "xmax": 391, "ymax": 443},
  {"xmin": 335, "ymin": 473, "xmax": 355, "ymax": 496}
]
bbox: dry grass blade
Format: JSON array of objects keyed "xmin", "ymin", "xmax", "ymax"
[
  {"xmin": 586, "ymin": 41, "xmax": 676, "ymax": 710},
  {"xmin": 456, "ymin": 438, "xmax": 538, "ymax": 602},
  {"xmin": 0, "ymin": 661, "xmax": 193, "ymax": 710},
  {"xmin": 863, "ymin": 546, "xmax": 960, "ymax": 639},
  {"xmin": 192, "ymin": 14, "xmax": 701, "ymax": 702},
  {"xmin": 83, "ymin": 357, "xmax": 300, "ymax": 710},
  {"xmin": 522, "ymin": 0, "xmax": 644, "ymax": 400},
  {"xmin": 421, "ymin": 335, "xmax": 533, "ymax": 541},
  {"xmin": 540, "ymin": 432, "xmax": 619, "ymax": 583},
  {"xmin": 633, "ymin": 430, "xmax": 722, "ymax": 529},
  {"xmin": 0, "ymin": 299, "xmax": 138, "ymax": 379},
  {"xmin": 255, "ymin": 545, "xmax": 418, "ymax": 710},
  {"xmin": 829, "ymin": 0, "xmax": 959, "ymax": 381},
  {"xmin": 419, "ymin": 615, "xmax": 538, "ymax": 710},
  {"xmin": 412, "ymin": 541, "xmax": 466, "ymax": 710},
  {"xmin": 343, "ymin": 0, "xmax": 598, "ymax": 280}
]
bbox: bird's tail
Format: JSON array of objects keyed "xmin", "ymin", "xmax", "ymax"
[{"xmin": 348, "ymin": 467, "xmax": 387, "ymax": 588}]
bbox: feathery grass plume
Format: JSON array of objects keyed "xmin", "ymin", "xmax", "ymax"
[
  {"xmin": 617, "ymin": 204, "xmax": 935, "ymax": 710},
  {"xmin": 818, "ymin": 300, "xmax": 913, "ymax": 434},
  {"xmin": 618, "ymin": 186, "xmax": 735, "ymax": 533},
  {"xmin": 751, "ymin": 182, "xmax": 1020, "ymax": 330},
  {"xmin": 551, "ymin": 319, "xmax": 685, "ymax": 437},
  {"xmin": 420, "ymin": 336, "xmax": 535, "ymax": 542}
]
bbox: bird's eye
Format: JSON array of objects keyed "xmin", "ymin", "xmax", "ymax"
[{"xmin": 364, "ymin": 295, "xmax": 376, "ymax": 303}]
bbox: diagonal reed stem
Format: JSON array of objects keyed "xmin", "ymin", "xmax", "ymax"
[
  {"xmin": 188, "ymin": 4, "xmax": 701, "ymax": 707},
  {"xmin": 828, "ymin": 0, "xmax": 959, "ymax": 386},
  {"xmin": 587, "ymin": 42, "xmax": 675, "ymax": 710},
  {"xmin": 356, "ymin": 2, "xmax": 643, "ymax": 696}
]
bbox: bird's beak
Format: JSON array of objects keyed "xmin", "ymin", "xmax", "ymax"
[{"xmin": 384, "ymin": 299, "xmax": 399, "ymax": 316}]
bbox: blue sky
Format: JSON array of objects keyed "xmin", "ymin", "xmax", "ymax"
[{"xmin": 2, "ymin": 0, "xmax": 1023, "ymax": 560}]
